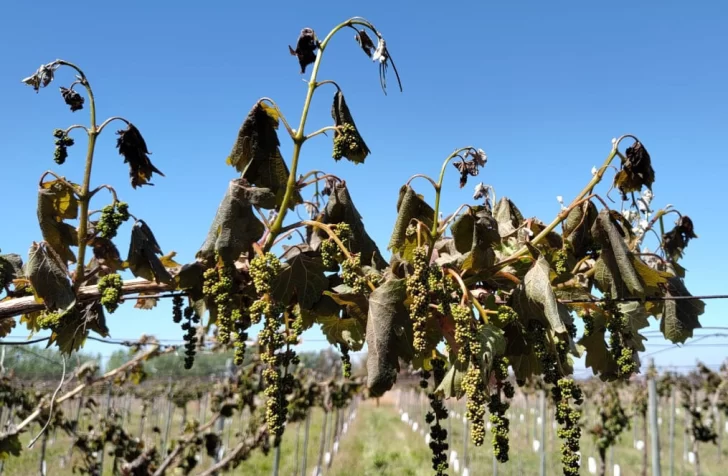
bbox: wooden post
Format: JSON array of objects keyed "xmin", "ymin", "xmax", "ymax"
[{"xmin": 648, "ymin": 376, "xmax": 662, "ymax": 476}]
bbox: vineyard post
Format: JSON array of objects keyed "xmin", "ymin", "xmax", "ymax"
[
  {"xmin": 462, "ymin": 403, "xmax": 469, "ymax": 472},
  {"xmin": 38, "ymin": 431, "xmax": 48, "ymax": 476},
  {"xmin": 539, "ymin": 389, "xmax": 546, "ymax": 476},
  {"xmin": 293, "ymin": 420, "xmax": 301, "ymax": 476},
  {"xmin": 683, "ymin": 409, "xmax": 689, "ymax": 471},
  {"xmin": 446, "ymin": 399, "xmax": 452, "ymax": 456},
  {"xmin": 315, "ymin": 410, "xmax": 328, "ymax": 476},
  {"xmin": 99, "ymin": 381, "xmax": 113, "ymax": 472},
  {"xmin": 669, "ymin": 386, "xmax": 676, "ymax": 476},
  {"xmin": 162, "ymin": 378, "xmax": 174, "ymax": 458},
  {"xmin": 272, "ymin": 442, "xmax": 281, "ymax": 476},
  {"xmin": 301, "ymin": 410, "xmax": 312, "ymax": 476},
  {"xmin": 648, "ymin": 375, "xmax": 662, "ymax": 476}
]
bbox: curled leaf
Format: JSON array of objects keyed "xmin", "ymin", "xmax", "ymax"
[
  {"xmin": 663, "ymin": 215, "xmax": 697, "ymax": 262},
  {"xmin": 0, "ymin": 253, "xmax": 23, "ymax": 291},
  {"xmin": 127, "ymin": 220, "xmax": 173, "ymax": 284},
  {"xmin": 270, "ymin": 245, "xmax": 328, "ymax": 309},
  {"xmin": 288, "ymin": 28, "xmax": 319, "ymax": 74},
  {"xmin": 197, "ymin": 179, "xmax": 276, "ymax": 263},
  {"xmin": 26, "ymin": 241, "xmax": 75, "ymax": 312},
  {"xmin": 613, "ymin": 141, "xmax": 655, "ymax": 200},
  {"xmin": 22, "ymin": 62, "xmax": 59, "ymax": 92},
  {"xmin": 522, "ymin": 255, "xmax": 569, "ymax": 334},
  {"xmin": 493, "ymin": 197, "xmax": 524, "ymax": 238},
  {"xmin": 591, "ymin": 209, "xmax": 644, "ymax": 298},
  {"xmin": 59, "ymin": 86, "xmax": 84, "ymax": 112},
  {"xmin": 658, "ymin": 277, "xmax": 704, "ymax": 344},
  {"xmin": 38, "ymin": 179, "xmax": 79, "ymax": 264},
  {"xmin": 116, "ymin": 123, "xmax": 165, "ymax": 189},
  {"xmin": 354, "ymin": 29, "xmax": 376, "ymax": 57},
  {"xmin": 563, "ymin": 200, "xmax": 598, "ymax": 259},
  {"xmin": 388, "ymin": 185, "xmax": 435, "ymax": 253},
  {"xmin": 226, "ymin": 102, "xmax": 301, "ymax": 210},
  {"xmin": 331, "ymin": 91, "xmax": 370, "ymax": 164}
]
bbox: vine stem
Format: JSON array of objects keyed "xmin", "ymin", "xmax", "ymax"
[
  {"xmin": 444, "ymin": 268, "xmax": 494, "ymax": 323},
  {"xmin": 263, "ymin": 17, "xmax": 378, "ymax": 253},
  {"xmin": 56, "ymin": 60, "xmax": 97, "ymax": 290},
  {"xmin": 197, "ymin": 424, "xmax": 269, "ymax": 476},
  {"xmin": 432, "ymin": 147, "xmax": 474, "ymax": 242}
]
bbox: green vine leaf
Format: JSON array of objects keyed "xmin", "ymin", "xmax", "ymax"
[
  {"xmin": 319, "ymin": 314, "xmax": 365, "ymax": 351},
  {"xmin": 48, "ymin": 302, "xmax": 109, "ymax": 355},
  {"xmin": 493, "ymin": 197, "xmax": 524, "ymax": 238},
  {"xmin": 474, "ymin": 324, "xmax": 506, "ymax": 375},
  {"xmin": 270, "ymin": 245, "xmax": 327, "ymax": 309},
  {"xmin": 225, "ymin": 102, "xmax": 301, "ymax": 210},
  {"xmin": 435, "ymin": 359, "xmax": 468, "ymax": 399},
  {"xmin": 0, "ymin": 253, "xmax": 23, "ymax": 291},
  {"xmin": 197, "ymin": 179, "xmax": 276, "ymax": 263},
  {"xmin": 577, "ymin": 312, "xmax": 617, "ymax": 379},
  {"xmin": 26, "ymin": 241, "xmax": 75, "ymax": 312},
  {"xmin": 326, "ymin": 285, "xmax": 369, "ymax": 322},
  {"xmin": 331, "ymin": 90, "xmax": 370, "ymax": 164},
  {"xmin": 127, "ymin": 221, "xmax": 173, "ymax": 284},
  {"xmin": 37, "ymin": 179, "xmax": 79, "ymax": 264},
  {"xmin": 592, "ymin": 209, "xmax": 644, "ymax": 298},
  {"xmin": 658, "ymin": 277, "xmax": 705, "ymax": 344},
  {"xmin": 388, "ymin": 185, "xmax": 435, "ymax": 253},
  {"xmin": 366, "ymin": 278, "xmax": 409, "ymax": 397},
  {"xmin": 522, "ymin": 255, "xmax": 569, "ymax": 334},
  {"xmin": 308, "ymin": 181, "xmax": 387, "ymax": 270}
]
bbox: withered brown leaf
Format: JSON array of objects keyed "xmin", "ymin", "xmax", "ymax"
[
  {"xmin": 116, "ymin": 123, "xmax": 165, "ymax": 189},
  {"xmin": 613, "ymin": 141, "xmax": 655, "ymax": 200},
  {"xmin": 127, "ymin": 220, "xmax": 173, "ymax": 284},
  {"xmin": 288, "ymin": 28, "xmax": 319, "ymax": 74}
]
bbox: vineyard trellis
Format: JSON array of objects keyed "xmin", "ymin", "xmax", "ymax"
[{"xmin": 0, "ymin": 14, "xmax": 720, "ymax": 475}]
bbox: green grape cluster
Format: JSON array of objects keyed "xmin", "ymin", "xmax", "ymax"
[
  {"xmin": 37, "ymin": 310, "xmax": 63, "ymax": 330},
  {"xmin": 451, "ymin": 303, "xmax": 473, "ymax": 364},
  {"xmin": 249, "ymin": 252, "xmax": 281, "ymax": 295},
  {"xmin": 489, "ymin": 356, "xmax": 513, "ymax": 463},
  {"xmin": 494, "ymin": 305, "xmax": 518, "ymax": 328},
  {"xmin": 582, "ymin": 310, "xmax": 594, "ymax": 337},
  {"xmin": 423, "ymin": 358, "xmax": 449, "ymax": 476},
  {"xmin": 202, "ymin": 260, "xmax": 235, "ymax": 345},
  {"xmin": 320, "ymin": 223, "xmax": 352, "ymax": 269},
  {"xmin": 332, "ymin": 123, "xmax": 362, "ymax": 161},
  {"xmin": 98, "ymin": 273, "xmax": 123, "ymax": 314},
  {"xmin": 341, "ymin": 254, "xmax": 367, "ymax": 294},
  {"xmin": 462, "ymin": 363, "xmax": 487, "ymax": 446},
  {"xmin": 52, "ymin": 129, "xmax": 75, "ymax": 165},
  {"xmin": 406, "ymin": 246, "xmax": 431, "ymax": 353},
  {"xmin": 602, "ymin": 296, "xmax": 637, "ymax": 379},
  {"xmin": 181, "ymin": 305, "xmax": 200, "ymax": 369},
  {"xmin": 340, "ymin": 344, "xmax": 352, "ymax": 379},
  {"xmin": 97, "ymin": 202, "xmax": 130, "ymax": 240},
  {"xmin": 553, "ymin": 248, "xmax": 568, "ymax": 275},
  {"xmin": 529, "ymin": 321, "xmax": 560, "ymax": 384},
  {"xmin": 233, "ymin": 322, "xmax": 248, "ymax": 366},
  {"xmin": 428, "ymin": 265, "xmax": 457, "ymax": 314},
  {"xmin": 552, "ymin": 378, "xmax": 583, "ymax": 476}
]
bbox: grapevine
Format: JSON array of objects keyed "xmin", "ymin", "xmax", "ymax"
[
  {"xmin": 406, "ymin": 246, "xmax": 431, "ymax": 353},
  {"xmin": 96, "ymin": 202, "xmax": 130, "ymax": 240},
  {"xmin": 98, "ymin": 273, "xmax": 123, "ymax": 314}
]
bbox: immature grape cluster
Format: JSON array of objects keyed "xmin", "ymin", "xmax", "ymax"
[
  {"xmin": 96, "ymin": 202, "xmax": 130, "ymax": 240},
  {"xmin": 52, "ymin": 129, "xmax": 74, "ymax": 165},
  {"xmin": 320, "ymin": 223, "xmax": 352, "ymax": 268},
  {"xmin": 552, "ymin": 378, "xmax": 583, "ymax": 476},
  {"xmin": 172, "ymin": 295, "xmax": 183, "ymax": 323},
  {"xmin": 462, "ymin": 364, "xmax": 487, "ymax": 446},
  {"xmin": 489, "ymin": 356, "xmax": 513, "ymax": 463},
  {"xmin": 552, "ymin": 248, "xmax": 568, "ymax": 275},
  {"xmin": 181, "ymin": 304, "xmax": 199, "ymax": 369},
  {"xmin": 406, "ymin": 246, "xmax": 431, "ymax": 353},
  {"xmin": 602, "ymin": 295, "xmax": 637, "ymax": 379},
  {"xmin": 249, "ymin": 252, "xmax": 281, "ymax": 295},
  {"xmin": 494, "ymin": 305, "xmax": 518, "ymax": 328},
  {"xmin": 202, "ymin": 258, "xmax": 236, "ymax": 344},
  {"xmin": 98, "ymin": 273, "xmax": 123, "ymax": 314},
  {"xmin": 529, "ymin": 320, "xmax": 560, "ymax": 385},
  {"xmin": 451, "ymin": 303, "xmax": 473, "ymax": 364},
  {"xmin": 423, "ymin": 358, "xmax": 449, "ymax": 476},
  {"xmin": 332, "ymin": 123, "xmax": 361, "ymax": 161},
  {"xmin": 340, "ymin": 344, "xmax": 352, "ymax": 379}
]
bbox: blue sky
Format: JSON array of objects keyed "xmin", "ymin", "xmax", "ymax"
[{"xmin": 1, "ymin": 1, "xmax": 727, "ymax": 372}]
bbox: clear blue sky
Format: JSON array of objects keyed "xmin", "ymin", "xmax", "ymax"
[{"xmin": 1, "ymin": 1, "xmax": 727, "ymax": 372}]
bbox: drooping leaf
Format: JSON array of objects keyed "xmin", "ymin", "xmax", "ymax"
[
  {"xmin": 326, "ymin": 286, "xmax": 368, "ymax": 322},
  {"xmin": 270, "ymin": 245, "xmax": 328, "ymax": 309},
  {"xmin": 319, "ymin": 314, "xmax": 365, "ymax": 351},
  {"xmin": 226, "ymin": 102, "xmax": 301, "ymax": 210},
  {"xmin": 493, "ymin": 197, "xmax": 524, "ymax": 238},
  {"xmin": 509, "ymin": 352, "xmax": 541, "ymax": 382},
  {"xmin": 591, "ymin": 209, "xmax": 644, "ymax": 298},
  {"xmin": 0, "ymin": 434, "xmax": 21, "ymax": 460},
  {"xmin": 473, "ymin": 324, "xmax": 506, "ymax": 375},
  {"xmin": 197, "ymin": 179, "xmax": 276, "ymax": 263},
  {"xmin": 88, "ymin": 237, "xmax": 124, "ymax": 272},
  {"xmin": 366, "ymin": 278, "xmax": 409, "ymax": 397},
  {"xmin": 663, "ymin": 216, "xmax": 698, "ymax": 262},
  {"xmin": 613, "ymin": 141, "xmax": 655, "ymax": 200},
  {"xmin": 26, "ymin": 242, "xmax": 75, "ymax": 312},
  {"xmin": 288, "ymin": 28, "xmax": 319, "ymax": 74},
  {"xmin": 577, "ymin": 311, "xmax": 617, "ymax": 379},
  {"xmin": 450, "ymin": 206, "xmax": 499, "ymax": 273},
  {"xmin": 331, "ymin": 90, "xmax": 370, "ymax": 164},
  {"xmin": 308, "ymin": 181, "xmax": 387, "ymax": 269},
  {"xmin": 0, "ymin": 319, "xmax": 15, "ymax": 338},
  {"xmin": 37, "ymin": 180, "xmax": 79, "ymax": 263},
  {"xmin": 434, "ymin": 359, "xmax": 468, "ymax": 399},
  {"xmin": 116, "ymin": 123, "xmax": 165, "ymax": 189},
  {"xmin": 563, "ymin": 200, "xmax": 598, "ymax": 259},
  {"xmin": 298, "ymin": 293, "xmax": 340, "ymax": 331},
  {"xmin": 522, "ymin": 255, "xmax": 568, "ymax": 334},
  {"xmin": 388, "ymin": 185, "xmax": 435, "ymax": 253},
  {"xmin": 658, "ymin": 277, "xmax": 705, "ymax": 344},
  {"xmin": 0, "ymin": 253, "xmax": 23, "ymax": 290},
  {"xmin": 127, "ymin": 221, "xmax": 173, "ymax": 284}
]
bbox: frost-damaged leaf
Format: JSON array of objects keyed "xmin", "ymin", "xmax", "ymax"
[
  {"xmin": 298, "ymin": 294, "xmax": 340, "ymax": 331},
  {"xmin": 493, "ymin": 197, "xmax": 524, "ymax": 238},
  {"xmin": 0, "ymin": 433, "xmax": 21, "ymax": 460},
  {"xmin": 0, "ymin": 253, "xmax": 23, "ymax": 291},
  {"xmin": 88, "ymin": 237, "xmax": 124, "ymax": 272},
  {"xmin": 388, "ymin": 185, "xmax": 435, "ymax": 253},
  {"xmin": 226, "ymin": 102, "xmax": 301, "ymax": 210},
  {"xmin": 658, "ymin": 277, "xmax": 705, "ymax": 344},
  {"xmin": 591, "ymin": 209, "xmax": 644, "ymax": 298},
  {"xmin": 197, "ymin": 179, "xmax": 276, "ymax": 263},
  {"xmin": 270, "ymin": 245, "xmax": 327, "ymax": 309},
  {"xmin": 116, "ymin": 123, "xmax": 165, "ymax": 189},
  {"xmin": 47, "ymin": 302, "xmax": 108, "ymax": 355},
  {"xmin": 435, "ymin": 359, "xmax": 468, "ymax": 399},
  {"xmin": 127, "ymin": 221, "xmax": 173, "ymax": 284},
  {"xmin": 319, "ymin": 314, "xmax": 365, "ymax": 351},
  {"xmin": 366, "ymin": 278, "xmax": 408, "ymax": 397},
  {"xmin": 26, "ymin": 242, "xmax": 75, "ymax": 312},
  {"xmin": 523, "ymin": 255, "xmax": 569, "ymax": 334},
  {"xmin": 450, "ymin": 206, "xmax": 499, "ymax": 273},
  {"xmin": 331, "ymin": 90, "xmax": 370, "ymax": 164},
  {"xmin": 613, "ymin": 141, "xmax": 655, "ymax": 200},
  {"xmin": 134, "ymin": 292, "xmax": 159, "ymax": 310},
  {"xmin": 0, "ymin": 319, "xmax": 15, "ymax": 338},
  {"xmin": 308, "ymin": 181, "xmax": 387, "ymax": 269},
  {"xmin": 38, "ymin": 179, "xmax": 79, "ymax": 263},
  {"xmin": 563, "ymin": 201, "xmax": 598, "ymax": 259},
  {"xmin": 509, "ymin": 352, "xmax": 541, "ymax": 382},
  {"xmin": 473, "ymin": 324, "xmax": 506, "ymax": 375},
  {"xmin": 288, "ymin": 28, "xmax": 319, "ymax": 74},
  {"xmin": 577, "ymin": 311, "xmax": 617, "ymax": 379},
  {"xmin": 326, "ymin": 285, "xmax": 368, "ymax": 322}
]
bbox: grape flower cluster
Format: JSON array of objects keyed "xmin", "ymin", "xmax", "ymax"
[
  {"xmin": 424, "ymin": 357, "xmax": 449, "ymax": 476},
  {"xmin": 52, "ymin": 129, "xmax": 74, "ymax": 165},
  {"xmin": 96, "ymin": 202, "xmax": 130, "ymax": 240},
  {"xmin": 552, "ymin": 378, "xmax": 584, "ymax": 476},
  {"xmin": 489, "ymin": 356, "xmax": 514, "ymax": 463},
  {"xmin": 98, "ymin": 273, "xmax": 123, "ymax": 314},
  {"xmin": 406, "ymin": 246, "xmax": 431, "ymax": 353}
]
